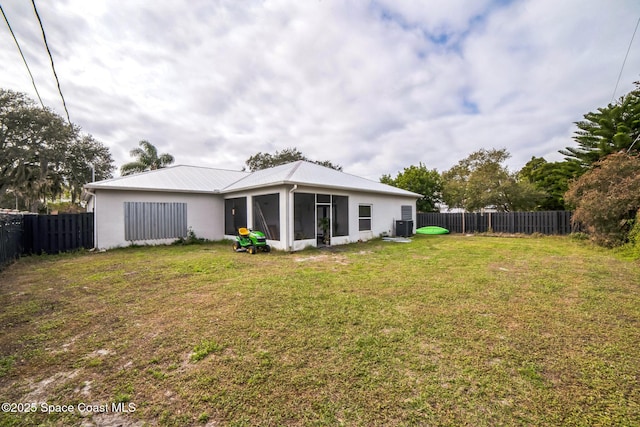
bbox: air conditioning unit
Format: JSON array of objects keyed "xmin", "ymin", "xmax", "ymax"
[{"xmin": 395, "ymin": 220, "xmax": 413, "ymax": 237}]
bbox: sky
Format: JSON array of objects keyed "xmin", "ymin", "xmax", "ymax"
[{"xmin": 1, "ymin": 0, "xmax": 639, "ymax": 181}]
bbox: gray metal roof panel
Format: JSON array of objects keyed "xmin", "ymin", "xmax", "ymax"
[
  {"xmin": 222, "ymin": 161, "xmax": 422, "ymax": 197},
  {"xmin": 84, "ymin": 165, "xmax": 248, "ymax": 193},
  {"xmin": 84, "ymin": 162, "xmax": 421, "ymax": 198}
]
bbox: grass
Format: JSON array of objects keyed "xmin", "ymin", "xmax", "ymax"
[
  {"xmin": 190, "ymin": 340, "xmax": 225, "ymax": 362},
  {"xmin": 0, "ymin": 235, "xmax": 638, "ymax": 426}
]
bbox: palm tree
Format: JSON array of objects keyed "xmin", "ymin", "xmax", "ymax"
[{"xmin": 120, "ymin": 140, "xmax": 175, "ymax": 176}]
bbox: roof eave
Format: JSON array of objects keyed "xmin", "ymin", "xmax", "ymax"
[{"xmin": 83, "ymin": 184, "xmax": 221, "ymax": 194}]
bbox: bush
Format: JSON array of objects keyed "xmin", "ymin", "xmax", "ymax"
[
  {"xmin": 173, "ymin": 227, "xmax": 206, "ymax": 245},
  {"xmin": 565, "ymin": 153, "xmax": 640, "ymax": 247}
]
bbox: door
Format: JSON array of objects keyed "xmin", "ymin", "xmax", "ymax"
[{"xmin": 317, "ymin": 205, "xmax": 330, "ymax": 245}]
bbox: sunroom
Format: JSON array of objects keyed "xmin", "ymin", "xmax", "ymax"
[{"xmin": 223, "ymin": 190, "xmax": 350, "ymax": 251}]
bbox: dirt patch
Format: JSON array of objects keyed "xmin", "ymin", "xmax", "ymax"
[
  {"xmin": 24, "ymin": 370, "xmax": 80, "ymax": 403},
  {"xmin": 294, "ymin": 254, "xmax": 329, "ymax": 262},
  {"xmin": 76, "ymin": 380, "xmax": 92, "ymax": 396},
  {"xmin": 47, "ymin": 334, "xmax": 80, "ymax": 354},
  {"xmin": 80, "ymin": 413, "xmax": 145, "ymax": 427},
  {"xmin": 88, "ymin": 349, "xmax": 113, "ymax": 357},
  {"xmin": 294, "ymin": 254, "xmax": 350, "ymax": 265}
]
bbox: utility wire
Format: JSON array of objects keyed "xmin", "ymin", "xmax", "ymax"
[
  {"xmin": 31, "ymin": 0, "xmax": 71, "ymax": 124},
  {"xmin": 0, "ymin": 3, "xmax": 45, "ymax": 108},
  {"xmin": 611, "ymin": 16, "xmax": 640, "ymax": 103}
]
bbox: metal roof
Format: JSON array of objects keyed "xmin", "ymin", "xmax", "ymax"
[
  {"xmin": 222, "ymin": 161, "xmax": 422, "ymax": 197},
  {"xmin": 84, "ymin": 161, "xmax": 422, "ymax": 198},
  {"xmin": 84, "ymin": 165, "xmax": 249, "ymax": 193}
]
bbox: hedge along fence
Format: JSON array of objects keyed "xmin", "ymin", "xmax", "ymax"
[{"xmin": 417, "ymin": 211, "xmax": 576, "ymax": 235}]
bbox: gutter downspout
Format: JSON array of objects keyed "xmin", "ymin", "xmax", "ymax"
[{"xmin": 288, "ymin": 184, "xmax": 297, "ymax": 252}]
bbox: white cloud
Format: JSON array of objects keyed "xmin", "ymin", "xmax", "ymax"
[{"xmin": 0, "ymin": 0, "xmax": 638, "ymax": 181}]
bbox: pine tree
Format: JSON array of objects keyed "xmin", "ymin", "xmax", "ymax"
[{"xmin": 560, "ymin": 82, "xmax": 640, "ymax": 166}]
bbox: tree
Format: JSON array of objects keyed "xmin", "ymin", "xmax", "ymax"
[
  {"xmin": 560, "ymin": 82, "xmax": 640, "ymax": 167},
  {"xmin": 565, "ymin": 153, "xmax": 640, "ymax": 247},
  {"xmin": 120, "ymin": 140, "xmax": 175, "ymax": 176},
  {"xmin": 0, "ymin": 89, "xmax": 69, "ymax": 206},
  {"xmin": 519, "ymin": 157, "xmax": 584, "ymax": 210},
  {"xmin": 442, "ymin": 148, "xmax": 545, "ymax": 212},
  {"xmin": 0, "ymin": 90, "xmax": 28, "ymax": 195},
  {"xmin": 0, "ymin": 88, "xmax": 114, "ymax": 212},
  {"xmin": 380, "ymin": 163, "xmax": 442, "ymax": 212},
  {"xmin": 244, "ymin": 147, "xmax": 342, "ymax": 172},
  {"xmin": 65, "ymin": 135, "xmax": 115, "ymax": 203}
]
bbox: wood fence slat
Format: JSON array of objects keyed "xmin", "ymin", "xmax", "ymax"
[{"xmin": 19, "ymin": 213, "xmax": 94, "ymax": 255}]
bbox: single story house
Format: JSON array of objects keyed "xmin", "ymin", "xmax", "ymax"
[{"xmin": 83, "ymin": 160, "xmax": 421, "ymax": 251}]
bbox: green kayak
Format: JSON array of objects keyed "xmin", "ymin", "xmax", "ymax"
[{"xmin": 416, "ymin": 226, "xmax": 450, "ymax": 235}]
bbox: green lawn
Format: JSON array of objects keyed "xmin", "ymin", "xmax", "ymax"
[{"xmin": 0, "ymin": 235, "xmax": 638, "ymax": 426}]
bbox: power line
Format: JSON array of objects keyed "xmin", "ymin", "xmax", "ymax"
[
  {"xmin": 611, "ymin": 16, "xmax": 640, "ymax": 103},
  {"xmin": 31, "ymin": 0, "xmax": 71, "ymax": 124},
  {"xmin": 0, "ymin": 3, "xmax": 45, "ymax": 108}
]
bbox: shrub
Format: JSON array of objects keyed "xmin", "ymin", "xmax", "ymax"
[
  {"xmin": 174, "ymin": 227, "xmax": 206, "ymax": 245},
  {"xmin": 565, "ymin": 153, "xmax": 640, "ymax": 247}
]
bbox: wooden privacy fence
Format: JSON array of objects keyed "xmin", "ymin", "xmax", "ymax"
[
  {"xmin": 0, "ymin": 215, "xmax": 24, "ymax": 270},
  {"xmin": 417, "ymin": 211, "xmax": 575, "ymax": 235},
  {"xmin": 23, "ymin": 213, "xmax": 94, "ymax": 254},
  {"xmin": 0, "ymin": 213, "xmax": 94, "ymax": 270}
]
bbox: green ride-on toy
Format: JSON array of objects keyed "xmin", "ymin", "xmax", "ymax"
[{"xmin": 233, "ymin": 227, "xmax": 271, "ymax": 254}]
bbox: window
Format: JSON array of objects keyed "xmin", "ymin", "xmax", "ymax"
[
  {"xmin": 317, "ymin": 194, "xmax": 331, "ymax": 204},
  {"xmin": 359, "ymin": 204, "xmax": 372, "ymax": 231},
  {"xmin": 332, "ymin": 195, "xmax": 349, "ymax": 236},
  {"xmin": 401, "ymin": 205, "xmax": 413, "ymax": 220},
  {"xmin": 294, "ymin": 193, "xmax": 315, "ymax": 240},
  {"xmin": 253, "ymin": 193, "xmax": 280, "ymax": 240}
]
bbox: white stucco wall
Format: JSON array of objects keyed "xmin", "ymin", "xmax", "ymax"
[
  {"xmin": 349, "ymin": 191, "xmax": 416, "ymax": 238},
  {"xmin": 89, "ymin": 189, "xmax": 222, "ymax": 250},
  {"xmin": 90, "ymin": 185, "xmax": 417, "ymax": 252}
]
